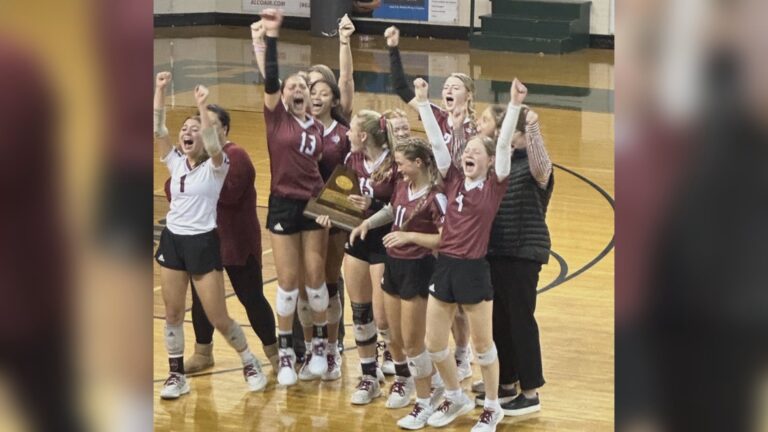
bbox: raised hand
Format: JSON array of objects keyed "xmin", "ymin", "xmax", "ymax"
[
  {"xmin": 339, "ymin": 14, "xmax": 355, "ymax": 43},
  {"xmin": 260, "ymin": 8, "xmax": 284, "ymax": 36},
  {"xmin": 510, "ymin": 78, "xmax": 528, "ymax": 106},
  {"xmin": 194, "ymin": 85, "xmax": 209, "ymax": 107},
  {"xmin": 384, "ymin": 26, "xmax": 400, "ymax": 48},
  {"xmin": 414, "ymin": 77, "xmax": 429, "ymax": 103},
  {"xmin": 250, "ymin": 21, "xmax": 266, "ymax": 44},
  {"xmin": 156, "ymin": 71, "xmax": 172, "ymax": 90}
]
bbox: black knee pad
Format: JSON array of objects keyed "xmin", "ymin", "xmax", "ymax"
[{"xmin": 351, "ymin": 302, "xmax": 376, "ymax": 346}]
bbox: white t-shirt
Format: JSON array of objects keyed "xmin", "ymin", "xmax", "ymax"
[{"xmin": 163, "ymin": 149, "xmax": 230, "ymax": 235}]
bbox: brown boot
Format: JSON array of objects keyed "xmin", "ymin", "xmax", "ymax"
[
  {"xmin": 185, "ymin": 343, "xmax": 214, "ymax": 373},
  {"xmin": 263, "ymin": 342, "xmax": 279, "ymax": 372}
]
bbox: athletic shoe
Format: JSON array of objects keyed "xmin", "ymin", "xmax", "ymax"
[
  {"xmin": 277, "ymin": 349, "xmax": 298, "ymax": 386},
  {"xmin": 397, "ymin": 402, "xmax": 434, "ymax": 430},
  {"xmin": 471, "ymin": 380, "xmax": 485, "ymax": 393},
  {"xmin": 475, "ymin": 386, "xmax": 518, "ymax": 407},
  {"xmin": 160, "ymin": 373, "xmax": 190, "ymax": 400},
  {"xmin": 471, "ymin": 407, "xmax": 503, "ymax": 432},
  {"xmin": 350, "ymin": 375, "xmax": 381, "ymax": 405},
  {"xmin": 385, "ymin": 376, "xmax": 415, "ymax": 409},
  {"xmin": 185, "ymin": 343, "xmax": 214, "ymax": 373},
  {"xmin": 243, "ymin": 361, "xmax": 268, "ymax": 392},
  {"xmin": 298, "ymin": 353, "xmax": 318, "ymax": 381},
  {"xmin": 376, "ymin": 365, "xmax": 386, "ymax": 383},
  {"xmin": 321, "ymin": 352, "xmax": 342, "ymax": 381},
  {"xmin": 427, "ymin": 393, "xmax": 474, "ymax": 427},
  {"xmin": 378, "ymin": 341, "xmax": 396, "ymax": 376},
  {"xmin": 429, "ymin": 386, "xmax": 445, "ymax": 409},
  {"xmin": 456, "ymin": 356, "xmax": 472, "ymax": 381},
  {"xmin": 308, "ymin": 338, "xmax": 329, "ymax": 375},
  {"xmin": 501, "ymin": 394, "xmax": 541, "ymax": 416}
]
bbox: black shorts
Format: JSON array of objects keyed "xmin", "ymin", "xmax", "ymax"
[
  {"xmin": 155, "ymin": 227, "xmax": 223, "ymax": 274},
  {"xmin": 266, "ymin": 195, "xmax": 322, "ymax": 235},
  {"xmin": 383, "ymin": 255, "xmax": 436, "ymax": 300},
  {"xmin": 345, "ymin": 225, "xmax": 389, "ymax": 264},
  {"xmin": 429, "ymin": 254, "xmax": 493, "ymax": 304}
]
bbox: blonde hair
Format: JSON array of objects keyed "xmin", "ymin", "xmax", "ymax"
[
  {"xmin": 448, "ymin": 72, "xmax": 477, "ymax": 126},
  {"xmin": 382, "ymin": 108, "xmax": 408, "ymax": 120},
  {"xmin": 394, "ymin": 138, "xmax": 440, "ymax": 187},
  {"xmin": 355, "ymin": 109, "xmax": 395, "ymax": 183},
  {"xmin": 307, "ymin": 64, "xmax": 336, "ymax": 85}
]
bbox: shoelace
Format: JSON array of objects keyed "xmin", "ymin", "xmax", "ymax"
[
  {"xmin": 312, "ymin": 341, "xmax": 326, "ymax": 356},
  {"xmin": 326, "ymin": 354, "xmax": 337, "ymax": 370},
  {"xmin": 478, "ymin": 408, "xmax": 495, "ymax": 424},
  {"xmin": 356, "ymin": 377, "xmax": 373, "ymax": 391},
  {"xmin": 409, "ymin": 403, "xmax": 424, "ymax": 418},
  {"xmin": 390, "ymin": 380, "xmax": 407, "ymax": 396},
  {"xmin": 164, "ymin": 373, "xmax": 181, "ymax": 387},
  {"xmin": 438, "ymin": 400, "xmax": 453, "ymax": 413},
  {"xmin": 279, "ymin": 355, "xmax": 293, "ymax": 369},
  {"xmin": 244, "ymin": 363, "xmax": 261, "ymax": 378}
]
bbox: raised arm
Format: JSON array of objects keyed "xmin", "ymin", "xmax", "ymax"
[
  {"xmin": 195, "ymin": 85, "xmax": 224, "ymax": 167},
  {"xmin": 414, "ymin": 78, "xmax": 451, "ymax": 177},
  {"xmin": 250, "ymin": 21, "xmax": 267, "ymax": 79},
  {"xmin": 521, "ymin": 110, "xmax": 552, "ymax": 188},
  {"xmin": 495, "ymin": 78, "xmax": 527, "ymax": 182},
  {"xmin": 154, "ymin": 72, "xmax": 174, "ymax": 158},
  {"xmin": 338, "ymin": 14, "xmax": 356, "ymax": 120},
  {"xmin": 261, "ymin": 8, "xmax": 283, "ymax": 111},
  {"xmin": 385, "ymin": 26, "xmax": 418, "ymax": 110}
]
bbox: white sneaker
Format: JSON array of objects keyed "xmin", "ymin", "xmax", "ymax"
[
  {"xmin": 427, "ymin": 393, "xmax": 474, "ymax": 427},
  {"xmin": 376, "ymin": 365, "xmax": 386, "ymax": 383},
  {"xmin": 308, "ymin": 338, "xmax": 329, "ymax": 376},
  {"xmin": 160, "ymin": 373, "xmax": 190, "ymax": 400},
  {"xmin": 321, "ymin": 352, "xmax": 342, "ymax": 381},
  {"xmin": 298, "ymin": 353, "xmax": 318, "ymax": 381},
  {"xmin": 457, "ymin": 356, "xmax": 473, "ymax": 381},
  {"xmin": 385, "ymin": 376, "xmax": 415, "ymax": 409},
  {"xmin": 471, "ymin": 407, "xmax": 503, "ymax": 432},
  {"xmin": 429, "ymin": 385, "xmax": 445, "ymax": 409},
  {"xmin": 397, "ymin": 402, "xmax": 434, "ymax": 430},
  {"xmin": 350, "ymin": 375, "xmax": 381, "ymax": 405},
  {"xmin": 244, "ymin": 361, "xmax": 268, "ymax": 392},
  {"xmin": 378, "ymin": 342, "xmax": 396, "ymax": 376},
  {"xmin": 277, "ymin": 349, "xmax": 298, "ymax": 386}
]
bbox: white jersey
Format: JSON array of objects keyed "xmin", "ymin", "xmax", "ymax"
[{"xmin": 163, "ymin": 149, "xmax": 230, "ymax": 235}]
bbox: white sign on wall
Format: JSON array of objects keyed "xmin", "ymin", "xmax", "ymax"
[
  {"xmin": 242, "ymin": 0, "xmax": 310, "ymax": 18},
  {"xmin": 429, "ymin": 0, "xmax": 458, "ymax": 24}
]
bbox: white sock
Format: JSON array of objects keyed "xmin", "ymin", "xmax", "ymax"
[
  {"xmin": 238, "ymin": 349, "xmax": 256, "ymax": 366},
  {"xmin": 445, "ymin": 388, "xmax": 462, "ymax": 401},
  {"xmin": 484, "ymin": 397, "xmax": 501, "ymax": 411}
]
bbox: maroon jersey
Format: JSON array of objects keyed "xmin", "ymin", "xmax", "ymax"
[
  {"xmin": 429, "ymin": 103, "xmax": 478, "ymax": 168},
  {"xmin": 388, "ymin": 180, "xmax": 447, "ymax": 259},
  {"xmin": 345, "ymin": 150, "xmax": 398, "ymax": 217},
  {"xmin": 265, "ymin": 101, "xmax": 325, "ymax": 200},
  {"xmin": 319, "ymin": 120, "xmax": 351, "ymax": 182},
  {"xmin": 164, "ymin": 142, "xmax": 261, "ymax": 266},
  {"xmin": 439, "ymin": 165, "xmax": 509, "ymax": 259}
]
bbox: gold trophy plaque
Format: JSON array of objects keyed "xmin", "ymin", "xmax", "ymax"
[{"xmin": 304, "ymin": 166, "xmax": 365, "ymax": 231}]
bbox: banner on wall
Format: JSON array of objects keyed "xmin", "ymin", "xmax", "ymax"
[
  {"xmin": 242, "ymin": 0, "xmax": 310, "ymax": 18},
  {"xmin": 372, "ymin": 0, "xmax": 458, "ymax": 24}
]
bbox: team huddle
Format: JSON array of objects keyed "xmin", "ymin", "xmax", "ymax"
[{"xmin": 153, "ymin": 8, "xmax": 553, "ymax": 432}]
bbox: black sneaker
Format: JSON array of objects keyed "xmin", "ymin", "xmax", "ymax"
[
  {"xmin": 501, "ymin": 393, "xmax": 541, "ymax": 416},
  {"xmin": 474, "ymin": 386, "xmax": 518, "ymax": 407}
]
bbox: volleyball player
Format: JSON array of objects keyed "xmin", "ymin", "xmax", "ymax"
[
  {"xmin": 416, "ymin": 77, "xmax": 528, "ymax": 431},
  {"xmin": 154, "ymin": 73, "xmax": 267, "ymax": 398},
  {"xmin": 160, "ymin": 104, "xmax": 279, "ymax": 374},
  {"xmin": 258, "ymin": 9, "xmax": 330, "ymax": 386}
]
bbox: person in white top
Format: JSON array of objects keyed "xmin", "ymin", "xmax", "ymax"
[{"xmin": 153, "ymin": 72, "xmax": 267, "ymax": 399}]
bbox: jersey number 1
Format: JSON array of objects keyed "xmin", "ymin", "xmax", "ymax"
[
  {"xmin": 394, "ymin": 205, "xmax": 406, "ymax": 227},
  {"xmin": 299, "ymin": 132, "xmax": 317, "ymax": 156},
  {"xmin": 456, "ymin": 193, "xmax": 464, "ymax": 213}
]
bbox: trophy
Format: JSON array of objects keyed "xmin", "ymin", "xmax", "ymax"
[{"xmin": 303, "ymin": 166, "xmax": 365, "ymax": 231}]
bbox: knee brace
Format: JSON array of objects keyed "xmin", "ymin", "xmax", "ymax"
[
  {"xmin": 475, "ymin": 343, "xmax": 498, "ymax": 366},
  {"xmin": 327, "ymin": 294, "xmax": 342, "ymax": 324},
  {"xmin": 223, "ymin": 320, "xmax": 248, "ymax": 353},
  {"xmin": 407, "ymin": 350, "xmax": 433, "ymax": 379},
  {"xmin": 306, "ymin": 284, "xmax": 329, "ymax": 313},
  {"xmin": 297, "ymin": 297, "xmax": 313, "ymax": 327},
  {"xmin": 164, "ymin": 322, "xmax": 184, "ymax": 357},
  {"xmin": 351, "ymin": 302, "xmax": 377, "ymax": 346},
  {"xmin": 429, "ymin": 347, "xmax": 451, "ymax": 363},
  {"xmin": 275, "ymin": 286, "xmax": 298, "ymax": 317}
]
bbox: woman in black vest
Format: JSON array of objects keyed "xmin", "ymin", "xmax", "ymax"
[{"xmin": 475, "ymin": 107, "xmax": 554, "ymax": 416}]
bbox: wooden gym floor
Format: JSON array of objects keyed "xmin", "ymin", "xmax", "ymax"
[{"xmin": 153, "ymin": 26, "xmax": 614, "ymax": 431}]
